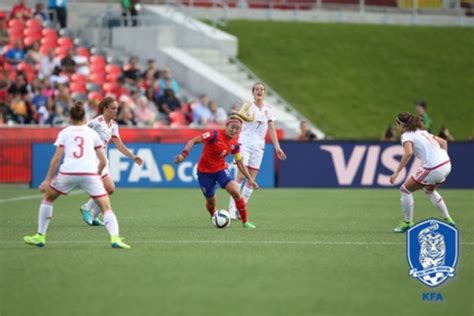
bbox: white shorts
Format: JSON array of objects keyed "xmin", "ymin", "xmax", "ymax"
[
  {"xmin": 240, "ymin": 143, "xmax": 265, "ymax": 170},
  {"xmin": 50, "ymin": 172, "xmax": 108, "ymax": 198},
  {"xmin": 412, "ymin": 160, "xmax": 451, "ymax": 186}
]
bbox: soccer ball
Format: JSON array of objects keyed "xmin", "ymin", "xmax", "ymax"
[{"xmin": 212, "ymin": 210, "xmax": 231, "ymax": 229}]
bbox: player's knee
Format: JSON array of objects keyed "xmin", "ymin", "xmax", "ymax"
[
  {"xmin": 423, "ymin": 188, "xmax": 434, "ymax": 195},
  {"xmin": 399, "ymin": 185, "xmax": 412, "ymax": 195}
]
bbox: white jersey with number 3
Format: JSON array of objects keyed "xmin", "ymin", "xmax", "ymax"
[
  {"xmin": 54, "ymin": 125, "xmax": 103, "ymax": 174},
  {"xmin": 401, "ymin": 129, "xmax": 450, "ymax": 168},
  {"xmin": 239, "ymin": 102, "xmax": 276, "ymax": 147}
]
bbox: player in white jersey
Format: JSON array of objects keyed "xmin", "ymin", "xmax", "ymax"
[
  {"xmin": 23, "ymin": 102, "xmax": 131, "ymax": 249},
  {"xmin": 389, "ymin": 112, "xmax": 455, "ymax": 233},
  {"xmin": 228, "ymin": 83, "xmax": 287, "ymax": 219},
  {"xmin": 79, "ymin": 96, "xmax": 143, "ymax": 226}
]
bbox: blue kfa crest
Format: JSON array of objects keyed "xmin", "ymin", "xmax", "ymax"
[{"xmin": 407, "ymin": 219, "xmax": 458, "ymax": 287}]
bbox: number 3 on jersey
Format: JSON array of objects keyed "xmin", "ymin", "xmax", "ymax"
[{"xmin": 73, "ymin": 136, "xmax": 84, "ymax": 158}]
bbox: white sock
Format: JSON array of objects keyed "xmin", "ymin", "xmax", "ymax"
[
  {"xmin": 91, "ymin": 204, "xmax": 101, "ymax": 221},
  {"xmin": 103, "ymin": 210, "xmax": 119, "ymax": 236},
  {"xmin": 228, "ymin": 181, "xmax": 243, "ymax": 212},
  {"xmin": 38, "ymin": 202, "xmax": 53, "ymax": 235},
  {"xmin": 84, "ymin": 198, "xmax": 96, "ymax": 210},
  {"xmin": 426, "ymin": 190, "xmax": 450, "ymax": 219},
  {"xmin": 242, "ymin": 184, "xmax": 254, "ymax": 203},
  {"xmin": 400, "ymin": 185, "xmax": 414, "ymax": 222}
]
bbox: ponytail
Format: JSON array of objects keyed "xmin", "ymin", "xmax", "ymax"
[
  {"xmin": 70, "ymin": 101, "xmax": 85, "ymax": 122},
  {"xmin": 396, "ymin": 112, "xmax": 424, "ymax": 131}
]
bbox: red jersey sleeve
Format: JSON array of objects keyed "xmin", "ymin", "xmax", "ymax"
[{"xmin": 201, "ymin": 130, "xmax": 218, "ymax": 144}]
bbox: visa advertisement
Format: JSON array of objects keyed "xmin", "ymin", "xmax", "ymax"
[
  {"xmin": 278, "ymin": 142, "xmax": 473, "ymax": 188},
  {"xmin": 31, "ymin": 143, "xmax": 275, "ymax": 188}
]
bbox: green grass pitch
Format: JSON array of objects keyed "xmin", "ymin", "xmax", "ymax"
[{"xmin": 1, "ymin": 187, "xmax": 473, "ymax": 315}]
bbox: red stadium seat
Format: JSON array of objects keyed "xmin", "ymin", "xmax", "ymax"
[
  {"xmin": 55, "ymin": 46, "xmax": 69, "ymax": 59},
  {"xmin": 106, "ymin": 72, "xmax": 122, "ymax": 82},
  {"xmin": 102, "ymin": 82, "xmax": 117, "ymax": 93},
  {"xmin": 88, "ymin": 91, "xmax": 103, "ymax": 102},
  {"xmin": 76, "ymin": 47, "xmax": 90, "ymax": 58},
  {"xmin": 71, "ymin": 73, "xmax": 87, "ymax": 83},
  {"xmin": 23, "ymin": 36, "xmax": 40, "ymax": 47},
  {"xmin": 105, "ymin": 64, "xmax": 122, "ymax": 74},
  {"xmin": 8, "ymin": 28, "xmax": 24, "ymax": 38},
  {"xmin": 70, "ymin": 82, "xmax": 87, "ymax": 93},
  {"xmin": 57, "ymin": 37, "xmax": 73, "ymax": 48},
  {"xmin": 90, "ymin": 55, "xmax": 106, "ymax": 65},
  {"xmin": 24, "ymin": 28, "xmax": 42, "ymax": 38},
  {"xmin": 89, "ymin": 73, "xmax": 106, "ymax": 85},
  {"xmin": 42, "ymin": 28, "xmax": 58, "ymax": 39},
  {"xmin": 40, "ymin": 37, "xmax": 57, "ymax": 47},
  {"xmin": 26, "ymin": 19, "xmax": 42, "ymax": 29},
  {"xmin": 8, "ymin": 19, "xmax": 24, "ymax": 29},
  {"xmin": 169, "ymin": 111, "xmax": 187, "ymax": 125},
  {"xmin": 90, "ymin": 64, "xmax": 105, "ymax": 74}
]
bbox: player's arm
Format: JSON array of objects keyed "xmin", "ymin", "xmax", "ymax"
[
  {"xmin": 112, "ymin": 136, "xmax": 143, "ymax": 165},
  {"xmin": 234, "ymin": 154, "xmax": 259, "ymax": 190},
  {"xmin": 174, "ymin": 135, "xmax": 202, "ymax": 163},
  {"xmin": 39, "ymin": 146, "xmax": 64, "ymax": 192},
  {"xmin": 389, "ymin": 141, "xmax": 413, "ymax": 184},
  {"xmin": 95, "ymin": 147, "xmax": 107, "ymax": 175},
  {"xmin": 433, "ymin": 135, "xmax": 448, "ymax": 151},
  {"xmin": 268, "ymin": 121, "xmax": 287, "ymax": 160}
]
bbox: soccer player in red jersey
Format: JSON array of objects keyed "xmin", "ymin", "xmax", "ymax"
[{"xmin": 174, "ymin": 114, "xmax": 259, "ymax": 229}]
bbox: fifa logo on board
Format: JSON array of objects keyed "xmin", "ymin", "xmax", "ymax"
[{"xmin": 407, "ymin": 219, "xmax": 458, "ymax": 287}]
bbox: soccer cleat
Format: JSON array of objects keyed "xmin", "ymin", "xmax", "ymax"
[
  {"xmin": 243, "ymin": 222, "xmax": 256, "ymax": 229},
  {"xmin": 393, "ymin": 221, "xmax": 414, "ymax": 233},
  {"xmin": 229, "ymin": 208, "xmax": 239, "ymax": 221},
  {"xmin": 443, "ymin": 217, "xmax": 456, "ymax": 227},
  {"xmin": 91, "ymin": 218, "xmax": 105, "ymax": 226},
  {"xmin": 23, "ymin": 233, "xmax": 45, "ymax": 247},
  {"xmin": 111, "ymin": 236, "xmax": 131, "ymax": 249},
  {"xmin": 80, "ymin": 205, "xmax": 93, "ymax": 225}
]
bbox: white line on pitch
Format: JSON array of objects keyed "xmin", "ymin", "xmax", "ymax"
[
  {"xmin": 1, "ymin": 240, "xmax": 473, "ymax": 246},
  {"xmin": 0, "ymin": 190, "xmax": 83, "ymax": 204}
]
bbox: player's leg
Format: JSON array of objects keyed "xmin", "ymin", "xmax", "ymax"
[
  {"xmin": 228, "ymin": 146, "xmax": 250, "ymax": 219},
  {"xmin": 197, "ymin": 172, "xmax": 218, "ymax": 217},
  {"xmin": 422, "ymin": 164, "xmax": 455, "ymax": 226},
  {"xmin": 224, "ymin": 179, "xmax": 256, "ymax": 229},
  {"xmin": 24, "ymin": 175, "xmax": 74, "ymax": 247},
  {"xmin": 393, "ymin": 177, "xmax": 423, "ymax": 233},
  {"xmin": 82, "ymin": 175, "xmax": 130, "ymax": 249},
  {"xmin": 240, "ymin": 146, "xmax": 263, "ymax": 207},
  {"xmin": 80, "ymin": 174, "xmax": 114, "ymax": 226}
]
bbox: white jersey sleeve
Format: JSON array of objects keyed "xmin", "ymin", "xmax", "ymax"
[
  {"xmin": 400, "ymin": 132, "xmax": 414, "ymax": 145},
  {"xmin": 54, "ymin": 129, "xmax": 66, "ymax": 147},
  {"xmin": 266, "ymin": 106, "xmax": 276, "ymax": 122},
  {"xmin": 111, "ymin": 121, "xmax": 120, "ymax": 138}
]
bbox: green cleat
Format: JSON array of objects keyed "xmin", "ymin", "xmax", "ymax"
[
  {"xmin": 111, "ymin": 236, "xmax": 131, "ymax": 249},
  {"xmin": 393, "ymin": 221, "xmax": 414, "ymax": 233},
  {"xmin": 243, "ymin": 222, "xmax": 257, "ymax": 229},
  {"xmin": 91, "ymin": 219, "xmax": 105, "ymax": 226},
  {"xmin": 23, "ymin": 233, "xmax": 45, "ymax": 247},
  {"xmin": 80, "ymin": 205, "xmax": 93, "ymax": 226},
  {"xmin": 443, "ymin": 217, "xmax": 456, "ymax": 227}
]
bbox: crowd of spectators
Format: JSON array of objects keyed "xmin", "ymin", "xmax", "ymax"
[{"xmin": 0, "ymin": 2, "xmax": 230, "ymax": 129}]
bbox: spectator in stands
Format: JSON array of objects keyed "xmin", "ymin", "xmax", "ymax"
[
  {"xmin": 39, "ymin": 48, "xmax": 60, "ymax": 79},
  {"xmin": 10, "ymin": 0, "xmax": 32, "ymax": 21},
  {"xmin": 61, "ymin": 48, "xmax": 76, "ymax": 74},
  {"xmin": 51, "ymin": 104, "xmax": 67, "ymax": 126},
  {"xmin": 123, "ymin": 56, "xmax": 141, "ymax": 85},
  {"xmin": 208, "ymin": 101, "xmax": 227, "ymax": 126},
  {"xmin": 8, "ymin": 74, "xmax": 29, "ymax": 97},
  {"xmin": 134, "ymin": 95, "xmax": 154, "ymax": 126},
  {"xmin": 298, "ymin": 120, "xmax": 317, "ymax": 141},
  {"xmin": 31, "ymin": 84, "xmax": 49, "ymax": 112},
  {"xmin": 33, "ymin": 2, "xmax": 48, "ymax": 22},
  {"xmin": 414, "ymin": 100, "xmax": 433, "ymax": 132},
  {"xmin": 10, "ymin": 92, "xmax": 33, "ymax": 123},
  {"xmin": 0, "ymin": 79, "xmax": 8, "ymax": 104},
  {"xmin": 73, "ymin": 47, "xmax": 90, "ymax": 76},
  {"xmin": 381, "ymin": 124, "xmax": 397, "ymax": 141},
  {"xmin": 229, "ymin": 102, "xmax": 239, "ymax": 115},
  {"xmin": 438, "ymin": 125, "xmax": 454, "ymax": 141},
  {"xmin": 158, "ymin": 68, "xmax": 179, "ymax": 96},
  {"xmin": 192, "ymin": 94, "xmax": 211, "ymax": 126},
  {"xmin": 157, "ymin": 88, "xmax": 180, "ymax": 120},
  {"xmin": 117, "ymin": 104, "xmax": 137, "ymax": 126},
  {"xmin": 143, "ymin": 59, "xmax": 160, "ymax": 80},
  {"xmin": 37, "ymin": 94, "xmax": 54, "ymax": 124},
  {"xmin": 4, "ymin": 39, "xmax": 26, "ymax": 65},
  {"xmin": 25, "ymin": 41, "xmax": 41, "ymax": 65},
  {"xmin": 49, "ymin": 66, "xmax": 68, "ymax": 86},
  {"xmin": 54, "ymin": 83, "xmax": 72, "ymax": 115},
  {"xmin": 121, "ymin": 0, "xmax": 139, "ymax": 27},
  {"xmin": 0, "ymin": 108, "xmax": 5, "ymax": 126},
  {"xmin": 49, "ymin": 0, "xmax": 68, "ymax": 29},
  {"xmin": 0, "ymin": 16, "xmax": 9, "ymax": 49},
  {"xmin": 84, "ymin": 98, "xmax": 98, "ymax": 122}
]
